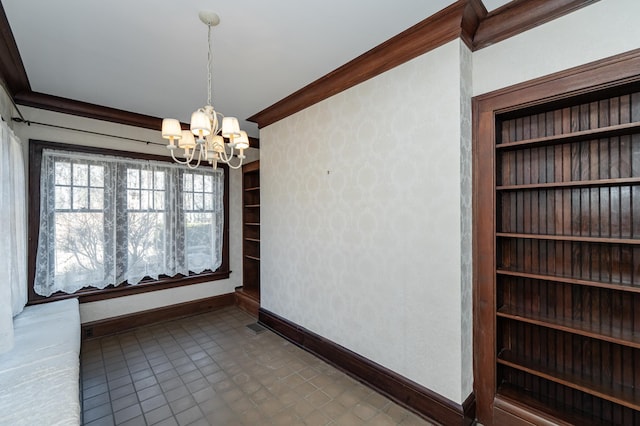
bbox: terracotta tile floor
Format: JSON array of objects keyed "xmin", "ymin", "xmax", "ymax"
[{"xmin": 81, "ymin": 306, "xmax": 436, "ymax": 426}]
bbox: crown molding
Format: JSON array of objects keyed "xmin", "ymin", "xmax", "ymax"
[
  {"xmin": 248, "ymin": 0, "xmax": 599, "ymax": 129},
  {"xmin": 0, "ymin": 2, "xmax": 29, "ymax": 96},
  {"xmin": 12, "ymin": 91, "xmax": 260, "ymax": 148},
  {"xmin": 473, "ymin": 0, "xmax": 599, "ymax": 49},
  {"xmin": 248, "ymin": 0, "xmax": 486, "ymax": 128},
  {"xmin": 15, "ymin": 90, "xmax": 164, "ymax": 130}
]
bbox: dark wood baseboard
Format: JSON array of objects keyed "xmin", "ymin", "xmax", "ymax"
[
  {"xmin": 234, "ymin": 288, "xmax": 260, "ymax": 317},
  {"xmin": 81, "ymin": 293, "xmax": 235, "ymax": 340},
  {"xmin": 258, "ymin": 308, "xmax": 475, "ymax": 426}
]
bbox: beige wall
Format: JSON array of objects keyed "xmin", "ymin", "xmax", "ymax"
[
  {"xmin": 261, "ymin": 40, "xmax": 471, "ymax": 403},
  {"xmin": 11, "ymin": 105, "xmax": 257, "ymax": 323}
]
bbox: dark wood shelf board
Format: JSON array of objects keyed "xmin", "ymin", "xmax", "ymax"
[
  {"xmin": 496, "ymin": 232, "xmax": 640, "ymax": 245},
  {"xmin": 497, "ymin": 307, "xmax": 640, "ymax": 349},
  {"xmin": 245, "ymin": 255, "xmax": 260, "ymax": 261},
  {"xmin": 496, "ymin": 176, "xmax": 640, "ymax": 191},
  {"xmin": 497, "ymin": 350, "xmax": 640, "ymax": 411},
  {"xmin": 244, "ymin": 186, "xmax": 260, "ymax": 192},
  {"xmin": 496, "ymin": 121, "xmax": 640, "ymax": 151},
  {"xmin": 245, "ymin": 222, "xmax": 260, "ymax": 226},
  {"xmin": 496, "ymin": 269, "xmax": 640, "ymax": 294},
  {"xmin": 244, "ymin": 204, "xmax": 260, "ymax": 208},
  {"xmin": 496, "ymin": 384, "xmax": 599, "ymax": 426},
  {"xmin": 245, "ymin": 238, "xmax": 260, "ymax": 243}
]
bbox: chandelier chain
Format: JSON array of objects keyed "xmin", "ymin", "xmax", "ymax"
[{"xmin": 207, "ymin": 24, "xmax": 213, "ymax": 107}]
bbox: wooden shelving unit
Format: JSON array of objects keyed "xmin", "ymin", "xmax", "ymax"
[
  {"xmin": 474, "ymin": 56, "xmax": 640, "ymax": 425},
  {"xmin": 235, "ymin": 160, "xmax": 260, "ymax": 317},
  {"xmin": 490, "ymin": 88, "xmax": 640, "ymax": 423}
]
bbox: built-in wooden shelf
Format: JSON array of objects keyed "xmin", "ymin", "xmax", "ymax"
[
  {"xmin": 496, "ymin": 232, "xmax": 640, "ymax": 245},
  {"xmin": 496, "ymin": 121, "xmax": 640, "ymax": 151},
  {"xmin": 498, "ymin": 350, "xmax": 640, "ymax": 411},
  {"xmin": 496, "ymin": 269, "xmax": 640, "ymax": 294},
  {"xmin": 497, "ymin": 307, "xmax": 640, "ymax": 349},
  {"xmin": 496, "ymin": 176, "xmax": 640, "ymax": 191},
  {"xmin": 475, "ymin": 55, "xmax": 640, "ymax": 425},
  {"xmin": 497, "ymin": 384, "xmax": 601, "ymax": 426},
  {"xmin": 238, "ymin": 160, "xmax": 260, "ymax": 317}
]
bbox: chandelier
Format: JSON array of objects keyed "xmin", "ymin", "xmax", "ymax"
[{"xmin": 161, "ymin": 11, "xmax": 248, "ymax": 170}]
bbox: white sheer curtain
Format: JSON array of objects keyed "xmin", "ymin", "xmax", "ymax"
[
  {"xmin": 0, "ymin": 121, "xmax": 27, "ymax": 354},
  {"xmin": 34, "ymin": 149, "xmax": 223, "ymax": 296}
]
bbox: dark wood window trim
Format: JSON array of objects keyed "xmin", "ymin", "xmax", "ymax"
[
  {"xmin": 473, "ymin": 49, "xmax": 640, "ymax": 425},
  {"xmin": 27, "ymin": 139, "xmax": 230, "ymax": 305}
]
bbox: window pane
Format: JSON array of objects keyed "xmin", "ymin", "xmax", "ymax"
[
  {"xmin": 204, "ymin": 175, "xmax": 212, "ymax": 192},
  {"xmin": 185, "ymin": 212, "xmax": 214, "ymax": 271},
  {"xmin": 90, "ymin": 166, "xmax": 104, "ymax": 187},
  {"xmin": 184, "ymin": 193, "xmax": 193, "ymax": 211},
  {"xmin": 155, "ymin": 171, "xmax": 165, "ymax": 189},
  {"xmin": 54, "ymin": 212, "xmax": 105, "ymax": 282},
  {"xmin": 128, "ymin": 212, "xmax": 166, "ymax": 276},
  {"xmin": 90, "ymin": 188, "xmax": 103, "ymax": 210},
  {"xmin": 55, "ymin": 186, "xmax": 71, "ymax": 210},
  {"xmin": 73, "ymin": 187, "xmax": 88, "ymax": 210},
  {"xmin": 73, "ymin": 164, "xmax": 88, "ymax": 186},
  {"xmin": 154, "ymin": 191, "xmax": 165, "ymax": 210},
  {"xmin": 140, "ymin": 190, "xmax": 150, "ymax": 210},
  {"xmin": 194, "ymin": 193, "xmax": 203, "ymax": 210},
  {"xmin": 140, "ymin": 170, "xmax": 152, "ymax": 189},
  {"xmin": 128, "ymin": 189, "xmax": 140, "ymax": 210},
  {"xmin": 194, "ymin": 174, "xmax": 204, "ymax": 192},
  {"xmin": 127, "ymin": 169, "xmax": 139, "ymax": 188},
  {"xmin": 204, "ymin": 194, "xmax": 213, "ymax": 210},
  {"xmin": 55, "ymin": 162, "xmax": 71, "ymax": 185},
  {"xmin": 183, "ymin": 174, "xmax": 193, "ymax": 191}
]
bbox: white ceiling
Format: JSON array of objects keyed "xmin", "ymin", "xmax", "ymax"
[{"xmin": 2, "ymin": 0, "xmax": 511, "ymax": 138}]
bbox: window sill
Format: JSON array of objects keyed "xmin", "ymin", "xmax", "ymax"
[{"xmin": 27, "ymin": 269, "xmax": 231, "ymax": 305}]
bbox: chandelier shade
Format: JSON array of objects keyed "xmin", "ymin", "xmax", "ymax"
[
  {"xmin": 161, "ymin": 118, "xmax": 182, "ymax": 147},
  {"xmin": 161, "ymin": 12, "xmax": 248, "ymax": 170}
]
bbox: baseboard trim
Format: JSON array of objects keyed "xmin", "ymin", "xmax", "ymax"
[
  {"xmin": 81, "ymin": 293, "xmax": 235, "ymax": 340},
  {"xmin": 234, "ymin": 288, "xmax": 260, "ymax": 317},
  {"xmin": 258, "ymin": 308, "xmax": 475, "ymax": 426}
]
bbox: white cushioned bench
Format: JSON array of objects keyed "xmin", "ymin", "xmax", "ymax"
[{"xmin": 0, "ymin": 298, "xmax": 81, "ymax": 425}]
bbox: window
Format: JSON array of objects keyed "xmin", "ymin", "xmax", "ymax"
[{"xmin": 28, "ymin": 141, "xmax": 229, "ymax": 302}]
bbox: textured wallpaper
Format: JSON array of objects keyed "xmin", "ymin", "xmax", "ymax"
[
  {"xmin": 260, "ymin": 40, "xmax": 470, "ymax": 403},
  {"xmin": 459, "ymin": 42, "xmax": 473, "ymax": 401}
]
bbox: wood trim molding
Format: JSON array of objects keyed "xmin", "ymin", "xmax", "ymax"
[
  {"xmin": 0, "ymin": 2, "xmax": 29, "ymax": 96},
  {"xmin": 259, "ymin": 308, "xmax": 475, "ymax": 426},
  {"xmin": 472, "ymin": 49, "xmax": 640, "ymax": 425},
  {"xmin": 81, "ymin": 293, "xmax": 235, "ymax": 340},
  {"xmin": 14, "ymin": 91, "xmax": 260, "ymax": 148},
  {"xmin": 473, "ymin": 0, "xmax": 598, "ymax": 50},
  {"xmin": 16, "ymin": 91, "xmax": 164, "ymax": 131},
  {"xmin": 248, "ymin": 0, "xmax": 599, "ymax": 128},
  {"xmin": 248, "ymin": 0, "xmax": 484, "ymax": 129}
]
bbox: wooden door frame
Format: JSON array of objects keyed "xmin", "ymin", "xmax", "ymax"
[{"xmin": 472, "ymin": 48, "xmax": 640, "ymax": 425}]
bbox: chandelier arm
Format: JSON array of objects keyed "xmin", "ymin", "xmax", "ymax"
[
  {"xmin": 170, "ymin": 149, "xmax": 192, "ymax": 165},
  {"xmin": 217, "ymin": 144, "xmax": 235, "ymax": 163},
  {"xmin": 184, "ymin": 147, "xmax": 205, "ymax": 170}
]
